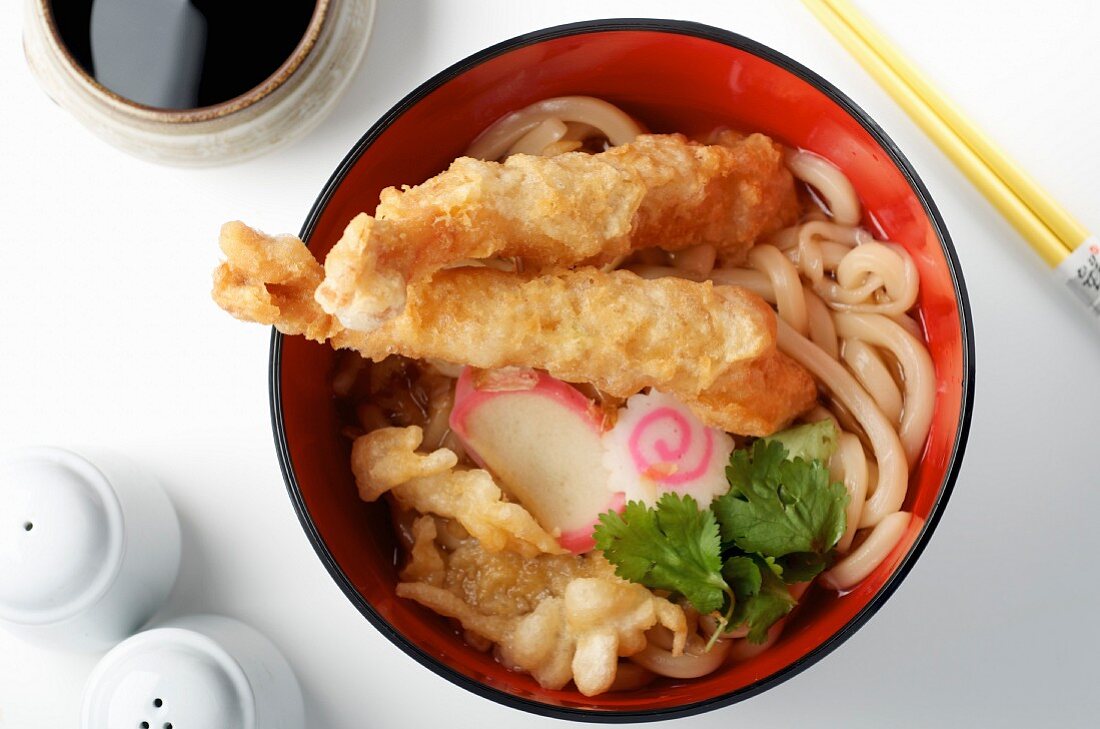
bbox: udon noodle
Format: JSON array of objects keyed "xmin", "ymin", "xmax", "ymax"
[{"xmin": 347, "ymin": 97, "xmax": 936, "ymax": 689}]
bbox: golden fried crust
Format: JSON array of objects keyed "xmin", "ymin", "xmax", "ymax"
[
  {"xmin": 211, "ymin": 221, "xmax": 341, "ymax": 341},
  {"xmin": 314, "ymin": 133, "xmax": 798, "ymax": 331},
  {"xmin": 356, "ymin": 266, "xmax": 776, "ymax": 398},
  {"xmin": 684, "ymin": 351, "xmax": 818, "ymax": 436},
  {"xmin": 397, "ymin": 566, "xmax": 687, "ymax": 696},
  {"xmin": 604, "ymin": 132, "xmax": 799, "ymax": 257},
  {"xmin": 352, "ymin": 426, "xmax": 566, "ymax": 557},
  {"xmin": 211, "ymin": 223, "xmax": 813, "ymax": 435}
]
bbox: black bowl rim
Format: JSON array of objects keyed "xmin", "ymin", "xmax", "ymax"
[{"xmin": 269, "ymin": 17, "xmax": 975, "ymax": 723}]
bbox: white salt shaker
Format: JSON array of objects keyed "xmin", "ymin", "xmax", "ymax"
[
  {"xmin": 0, "ymin": 446, "xmax": 180, "ymax": 651},
  {"xmin": 81, "ymin": 614, "xmax": 305, "ymax": 729}
]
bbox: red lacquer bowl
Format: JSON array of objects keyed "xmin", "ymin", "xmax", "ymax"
[{"xmin": 271, "ymin": 19, "xmax": 974, "ymax": 721}]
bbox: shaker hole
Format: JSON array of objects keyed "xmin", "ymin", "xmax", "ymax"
[
  {"xmin": 164, "ymin": 724, "xmax": 173, "ymax": 729},
  {"xmin": 153, "ymin": 698, "xmax": 163, "ymax": 707},
  {"xmin": 140, "ymin": 723, "xmax": 149, "ymax": 729},
  {"xmin": 23, "ymin": 522, "xmax": 33, "ymax": 531}
]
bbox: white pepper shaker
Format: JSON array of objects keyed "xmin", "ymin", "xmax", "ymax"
[
  {"xmin": 81, "ymin": 614, "xmax": 305, "ymax": 729},
  {"xmin": 0, "ymin": 446, "xmax": 180, "ymax": 651}
]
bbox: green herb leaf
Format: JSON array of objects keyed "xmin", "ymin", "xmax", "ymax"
[
  {"xmin": 763, "ymin": 420, "xmax": 838, "ymax": 463},
  {"xmin": 721, "ymin": 556, "xmax": 762, "ymax": 597},
  {"xmin": 593, "ymin": 493, "xmax": 728, "ymax": 614},
  {"xmin": 731, "ymin": 559, "xmax": 798, "ymax": 643},
  {"xmin": 777, "ymin": 551, "xmax": 830, "ymax": 583},
  {"xmin": 715, "ymin": 439, "xmax": 849, "ymax": 562}
]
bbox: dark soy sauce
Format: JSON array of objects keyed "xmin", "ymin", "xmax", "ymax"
[{"xmin": 49, "ymin": 1, "xmax": 316, "ymax": 110}]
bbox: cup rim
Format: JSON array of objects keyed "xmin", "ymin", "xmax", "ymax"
[
  {"xmin": 268, "ymin": 18, "xmax": 976, "ymax": 722},
  {"xmin": 36, "ymin": 0, "xmax": 330, "ymax": 123}
]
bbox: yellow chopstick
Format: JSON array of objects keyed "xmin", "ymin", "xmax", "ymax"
[
  {"xmin": 800, "ymin": 0, "xmax": 1077, "ymax": 267},
  {"xmin": 816, "ymin": 0, "xmax": 1090, "ymax": 254}
]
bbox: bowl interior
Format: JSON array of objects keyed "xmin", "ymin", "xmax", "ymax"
[{"xmin": 275, "ymin": 23, "xmax": 969, "ymax": 717}]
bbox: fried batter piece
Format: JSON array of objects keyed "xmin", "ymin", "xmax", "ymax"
[
  {"xmin": 213, "ymin": 221, "xmax": 340, "ymax": 341},
  {"xmin": 362, "ymin": 266, "xmax": 776, "ymax": 398},
  {"xmin": 400, "ymin": 516, "xmax": 446, "ymax": 586},
  {"xmin": 212, "ymin": 223, "xmax": 814, "ymax": 435},
  {"xmin": 352, "ymin": 427, "xmax": 567, "ymax": 557},
  {"xmin": 394, "ymin": 533, "xmax": 687, "ymax": 696},
  {"xmin": 687, "ymin": 351, "xmax": 818, "ymax": 436},
  {"xmin": 315, "ymin": 133, "xmax": 799, "ymax": 330}
]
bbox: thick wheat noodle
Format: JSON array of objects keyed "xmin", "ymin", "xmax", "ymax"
[
  {"xmin": 820, "ymin": 511, "xmax": 912, "ymax": 590},
  {"xmin": 891, "ymin": 311, "xmax": 924, "ymax": 340},
  {"xmin": 466, "ymin": 96, "xmax": 644, "ymax": 160},
  {"xmin": 806, "ymin": 223, "xmax": 872, "ymax": 283},
  {"xmin": 781, "ymin": 221, "xmax": 871, "ymax": 284},
  {"xmin": 842, "ymin": 338, "xmax": 903, "ymax": 426},
  {"xmin": 644, "ymin": 626, "xmax": 688, "ymax": 654},
  {"xmin": 819, "ymin": 275, "xmax": 885, "ymax": 307},
  {"xmin": 646, "ymin": 624, "xmax": 703, "ymax": 653},
  {"xmin": 607, "ymin": 662, "xmax": 657, "ymax": 692},
  {"xmin": 804, "ymin": 404, "xmax": 840, "ymax": 429},
  {"xmin": 629, "ymin": 637, "xmax": 732, "ymax": 679},
  {"xmin": 830, "ymin": 432, "xmax": 869, "ymax": 552},
  {"xmin": 804, "ymin": 288, "xmax": 839, "ymax": 360},
  {"xmin": 823, "ymin": 396, "xmax": 869, "ymax": 451},
  {"xmin": 727, "ymin": 621, "xmax": 785, "ymax": 662},
  {"xmin": 697, "ymin": 614, "xmax": 750, "ymax": 641},
  {"xmin": 508, "ymin": 118, "xmax": 569, "ymax": 156},
  {"xmin": 833, "ymin": 313, "xmax": 935, "ymax": 466},
  {"xmin": 786, "ymin": 150, "xmax": 861, "ymax": 225},
  {"xmin": 823, "ymin": 243, "xmax": 918, "ymax": 315},
  {"xmin": 563, "ymin": 122, "xmax": 599, "ymax": 141},
  {"xmin": 775, "ymin": 223, "xmax": 916, "ymax": 319},
  {"xmin": 766, "ymin": 225, "xmax": 800, "ymax": 251},
  {"xmin": 777, "ymin": 320, "xmax": 907, "ymax": 528},
  {"xmin": 748, "ymin": 245, "xmax": 808, "ymax": 335},
  {"xmin": 817, "ymin": 240, "xmax": 858, "ymax": 269},
  {"xmin": 671, "ymin": 244, "xmax": 718, "ymax": 278},
  {"xmin": 798, "ymin": 235, "xmax": 825, "ymax": 283},
  {"xmin": 706, "ymin": 268, "xmax": 776, "ymax": 302},
  {"xmin": 799, "ymin": 220, "xmax": 871, "ymax": 248},
  {"xmin": 625, "ymin": 264, "xmax": 702, "ymax": 283},
  {"xmin": 865, "ymin": 460, "xmax": 880, "ymax": 498}
]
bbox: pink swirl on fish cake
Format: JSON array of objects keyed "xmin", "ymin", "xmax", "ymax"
[
  {"xmin": 603, "ymin": 390, "xmax": 734, "ymax": 507},
  {"xmin": 627, "ymin": 407, "xmax": 715, "ymax": 486}
]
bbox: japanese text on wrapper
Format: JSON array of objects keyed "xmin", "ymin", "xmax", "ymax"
[{"xmin": 1077, "ymin": 244, "xmax": 1100, "ymax": 293}]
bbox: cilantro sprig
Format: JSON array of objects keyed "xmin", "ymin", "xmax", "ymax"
[
  {"xmin": 593, "ymin": 421, "xmax": 849, "ymax": 646},
  {"xmin": 714, "ymin": 438, "xmax": 849, "ymax": 579},
  {"xmin": 595, "ymin": 494, "xmax": 729, "ymax": 614}
]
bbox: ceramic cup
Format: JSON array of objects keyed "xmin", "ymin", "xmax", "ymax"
[
  {"xmin": 81, "ymin": 614, "xmax": 305, "ymax": 729},
  {"xmin": 22, "ymin": 0, "xmax": 376, "ymax": 166},
  {"xmin": 0, "ymin": 446, "xmax": 181, "ymax": 651}
]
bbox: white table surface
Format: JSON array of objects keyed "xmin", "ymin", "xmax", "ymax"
[{"xmin": 2, "ymin": 1, "xmax": 1099, "ymax": 727}]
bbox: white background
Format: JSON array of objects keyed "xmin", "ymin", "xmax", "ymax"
[{"xmin": 2, "ymin": 1, "xmax": 1099, "ymax": 727}]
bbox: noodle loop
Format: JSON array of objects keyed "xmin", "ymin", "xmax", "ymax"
[{"xmin": 467, "ymin": 96, "xmax": 644, "ymax": 161}]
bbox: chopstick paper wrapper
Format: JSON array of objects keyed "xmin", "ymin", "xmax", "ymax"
[
  {"xmin": 1057, "ymin": 238, "xmax": 1100, "ymax": 314},
  {"xmin": 802, "ymin": 0, "xmax": 1100, "ymax": 325}
]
